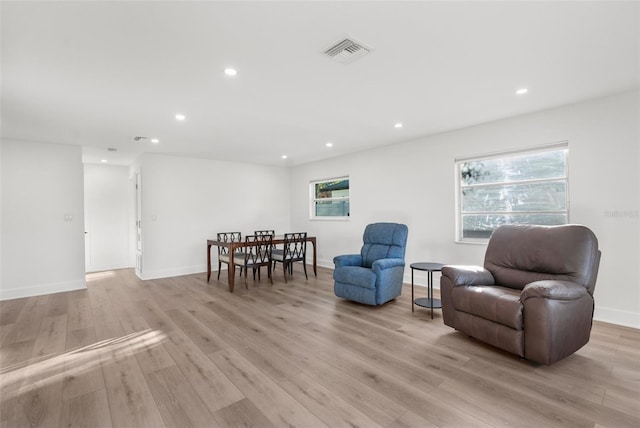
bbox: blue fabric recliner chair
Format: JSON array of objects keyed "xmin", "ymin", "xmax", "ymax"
[{"xmin": 333, "ymin": 222, "xmax": 409, "ymax": 305}]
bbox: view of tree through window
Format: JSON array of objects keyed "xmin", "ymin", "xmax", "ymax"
[
  {"xmin": 457, "ymin": 145, "xmax": 568, "ymax": 239},
  {"xmin": 311, "ymin": 177, "xmax": 349, "ymax": 218}
]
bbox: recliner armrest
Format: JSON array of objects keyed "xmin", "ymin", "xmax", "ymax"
[
  {"xmin": 371, "ymin": 258, "xmax": 405, "ymax": 273},
  {"xmin": 441, "ymin": 265, "xmax": 495, "ymax": 287},
  {"xmin": 333, "ymin": 254, "xmax": 363, "ymax": 268},
  {"xmin": 521, "ymin": 280, "xmax": 588, "ymax": 302}
]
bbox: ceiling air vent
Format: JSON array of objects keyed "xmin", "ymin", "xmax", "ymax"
[
  {"xmin": 323, "ymin": 37, "xmax": 373, "ymax": 65},
  {"xmin": 132, "ymin": 136, "xmax": 148, "ymax": 142}
]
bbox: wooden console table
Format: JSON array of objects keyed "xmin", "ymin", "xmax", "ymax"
[{"xmin": 207, "ymin": 235, "xmax": 317, "ymax": 292}]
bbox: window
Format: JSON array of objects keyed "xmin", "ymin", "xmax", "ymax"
[
  {"xmin": 456, "ymin": 143, "xmax": 568, "ymax": 241},
  {"xmin": 310, "ymin": 177, "xmax": 350, "ymax": 219}
]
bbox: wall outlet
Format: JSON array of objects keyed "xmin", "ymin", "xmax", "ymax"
[{"xmin": 64, "ymin": 214, "xmax": 73, "ymax": 221}]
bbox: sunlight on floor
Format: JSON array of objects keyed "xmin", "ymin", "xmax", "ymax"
[
  {"xmin": 0, "ymin": 329, "xmax": 167, "ymax": 400},
  {"xmin": 85, "ymin": 271, "xmax": 117, "ymax": 281}
]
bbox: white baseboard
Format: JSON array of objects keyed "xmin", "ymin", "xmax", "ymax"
[
  {"xmin": 594, "ymin": 306, "xmax": 640, "ymax": 329},
  {"xmin": 137, "ymin": 265, "xmax": 206, "ymax": 281},
  {"xmin": 317, "ymin": 258, "xmax": 334, "ymax": 269},
  {"xmin": 0, "ymin": 279, "xmax": 87, "ymax": 301}
]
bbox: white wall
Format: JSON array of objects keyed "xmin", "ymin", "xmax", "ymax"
[
  {"xmin": 135, "ymin": 153, "xmax": 291, "ymax": 279},
  {"xmin": 1, "ymin": 140, "xmax": 86, "ymax": 299},
  {"xmin": 290, "ymin": 90, "xmax": 640, "ymax": 328},
  {"xmin": 84, "ymin": 164, "xmax": 132, "ymax": 272}
]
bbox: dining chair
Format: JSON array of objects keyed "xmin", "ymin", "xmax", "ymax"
[
  {"xmin": 234, "ymin": 234, "xmax": 273, "ymax": 287},
  {"xmin": 216, "ymin": 232, "xmax": 243, "ymax": 280},
  {"xmin": 255, "ymin": 230, "xmax": 277, "ymax": 276},
  {"xmin": 271, "ymin": 232, "xmax": 308, "ymax": 283}
]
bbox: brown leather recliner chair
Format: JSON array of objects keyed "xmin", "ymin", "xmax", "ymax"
[{"xmin": 440, "ymin": 224, "xmax": 601, "ymax": 365}]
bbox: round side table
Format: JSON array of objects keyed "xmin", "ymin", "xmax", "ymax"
[{"xmin": 411, "ymin": 262, "xmax": 445, "ymax": 319}]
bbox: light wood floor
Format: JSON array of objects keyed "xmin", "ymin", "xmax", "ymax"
[{"xmin": 1, "ymin": 267, "xmax": 638, "ymax": 428}]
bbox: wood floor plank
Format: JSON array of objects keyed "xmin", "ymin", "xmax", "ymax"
[
  {"xmin": 187, "ymin": 301, "xmax": 305, "ymax": 383},
  {"xmin": 0, "ymin": 339, "xmax": 35, "ymax": 369},
  {"xmin": 165, "ymin": 307, "xmax": 226, "ymax": 355},
  {"xmin": 61, "ymin": 326, "xmax": 106, "ymax": 401},
  {"xmin": 32, "ymin": 314, "xmax": 67, "ymax": 358},
  {"xmin": 212, "ymin": 397, "xmax": 275, "ymax": 428},
  {"xmin": 167, "ymin": 301, "xmax": 242, "ymax": 350},
  {"xmin": 3, "ymin": 312, "xmax": 71, "ymax": 424},
  {"xmin": 438, "ymin": 376, "xmax": 581, "ymax": 427},
  {"xmin": 46, "ymin": 292, "xmax": 70, "ymax": 318},
  {"xmin": 88, "ymin": 284, "xmax": 126, "ymax": 341},
  {"xmin": 59, "ymin": 388, "xmax": 113, "ymax": 428},
  {"xmin": 5, "ymin": 382, "xmax": 63, "ymax": 428},
  {"xmin": 279, "ymin": 371, "xmax": 383, "ymax": 428},
  {"xmin": 162, "ymin": 328, "xmax": 245, "ymax": 414},
  {"xmin": 145, "ymin": 365, "xmax": 220, "ymax": 428},
  {"xmin": 293, "ymin": 349, "xmax": 406, "ymax": 426},
  {"xmin": 603, "ymin": 384, "xmax": 640, "ymax": 419},
  {"xmin": 0, "ymin": 297, "xmax": 27, "ymax": 326},
  {"xmin": 100, "ymin": 335, "xmax": 166, "ymax": 428},
  {"xmin": 210, "ymin": 347, "xmax": 328, "ymax": 428},
  {"xmin": 2, "ymin": 296, "xmax": 50, "ymax": 345},
  {"xmin": 458, "ymin": 351, "xmax": 640, "ymax": 427},
  {"xmin": 7, "ymin": 354, "xmax": 65, "ymax": 428},
  {"xmin": 386, "ymin": 410, "xmax": 439, "ymax": 428},
  {"xmin": 0, "ymin": 323, "xmax": 14, "ymax": 344},
  {"xmin": 61, "ymin": 361, "xmax": 106, "ymax": 402},
  {"xmin": 228, "ymin": 328, "xmax": 406, "ymax": 427},
  {"xmin": 117, "ymin": 314, "xmax": 176, "ymax": 375},
  {"xmin": 65, "ymin": 326, "xmax": 97, "ymax": 351},
  {"xmin": 134, "ymin": 298, "xmax": 177, "ymax": 333},
  {"xmin": 66, "ymin": 296, "xmax": 94, "ymax": 331},
  {"xmin": 299, "ymin": 331, "xmax": 490, "ymax": 427}
]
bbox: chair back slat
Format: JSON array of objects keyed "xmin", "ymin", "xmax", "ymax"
[
  {"xmin": 255, "ymin": 230, "xmax": 276, "ymax": 249},
  {"xmin": 244, "ymin": 234, "xmax": 273, "ymax": 266},
  {"xmin": 272, "ymin": 232, "xmax": 308, "ymax": 282},
  {"xmin": 217, "ymin": 232, "xmax": 242, "ymax": 256},
  {"xmin": 284, "ymin": 232, "xmax": 307, "ymax": 261}
]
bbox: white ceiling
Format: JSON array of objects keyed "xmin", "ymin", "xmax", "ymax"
[{"xmin": 2, "ymin": 1, "xmax": 638, "ymax": 167}]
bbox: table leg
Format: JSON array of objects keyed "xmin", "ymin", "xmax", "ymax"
[
  {"xmin": 207, "ymin": 244, "xmax": 212, "ymax": 282},
  {"xmin": 228, "ymin": 249, "xmax": 236, "ymax": 293},
  {"xmin": 428, "ymin": 271, "xmax": 434, "ymax": 319},
  {"xmin": 411, "ymin": 268, "xmax": 415, "ymax": 312},
  {"xmin": 311, "ymin": 239, "xmax": 317, "ymax": 276}
]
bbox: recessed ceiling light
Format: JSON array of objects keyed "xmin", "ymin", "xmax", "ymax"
[
  {"xmin": 515, "ymin": 88, "xmax": 529, "ymax": 95},
  {"xmin": 101, "ymin": 159, "xmax": 108, "ymax": 163},
  {"xmin": 281, "ymin": 155, "xmax": 288, "ymax": 159},
  {"xmin": 175, "ymin": 114, "xmax": 186, "ymax": 121},
  {"xmin": 394, "ymin": 122, "xmax": 403, "ymax": 128},
  {"xmin": 224, "ymin": 68, "xmax": 238, "ymax": 76},
  {"xmin": 326, "ymin": 142, "xmax": 333, "ymax": 147},
  {"xmin": 151, "ymin": 138, "xmax": 159, "ymax": 144}
]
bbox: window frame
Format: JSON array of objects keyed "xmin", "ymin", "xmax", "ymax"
[
  {"xmin": 309, "ymin": 176, "xmax": 350, "ymax": 220},
  {"xmin": 455, "ymin": 142, "xmax": 569, "ymax": 243}
]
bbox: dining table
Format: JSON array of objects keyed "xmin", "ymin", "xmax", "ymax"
[{"xmin": 207, "ymin": 235, "xmax": 317, "ymax": 292}]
